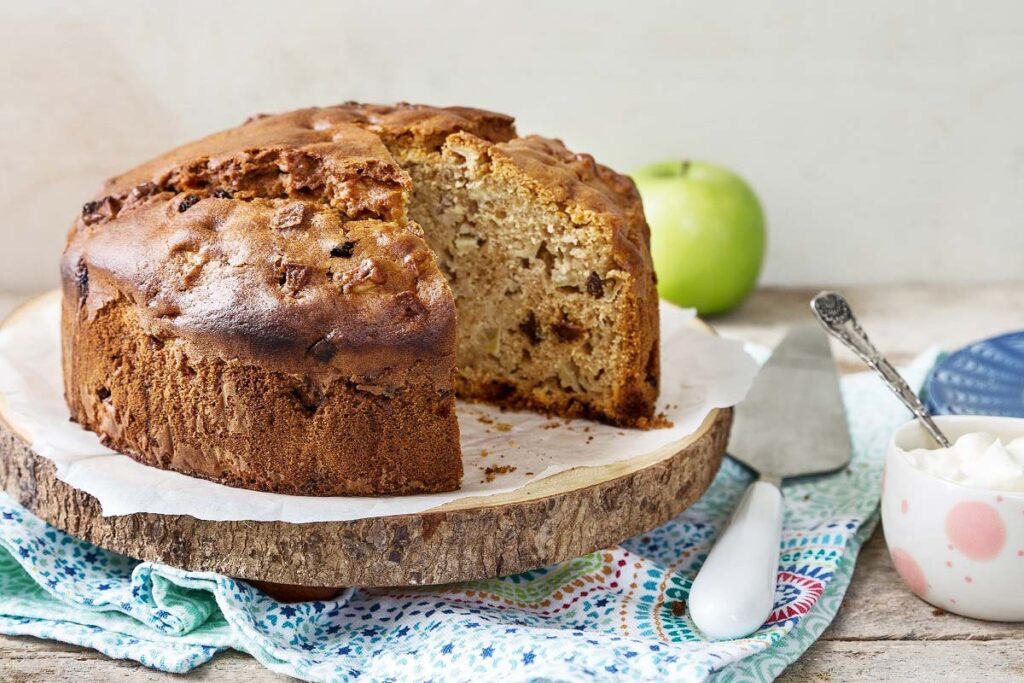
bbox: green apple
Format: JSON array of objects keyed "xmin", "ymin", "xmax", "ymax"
[{"xmin": 632, "ymin": 160, "xmax": 765, "ymax": 316}]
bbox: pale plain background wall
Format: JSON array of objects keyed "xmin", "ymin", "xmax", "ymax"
[{"xmin": 1, "ymin": 0, "xmax": 1022, "ymax": 293}]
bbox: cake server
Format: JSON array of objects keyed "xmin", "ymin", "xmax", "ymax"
[{"xmin": 688, "ymin": 322, "xmax": 851, "ymax": 640}]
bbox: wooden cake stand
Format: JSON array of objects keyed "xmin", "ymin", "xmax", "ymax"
[{"xmin": 0, "ymin": 294, "xmax": 731, "ymax": 596}]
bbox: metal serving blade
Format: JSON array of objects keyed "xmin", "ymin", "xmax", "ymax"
[{"xmin": 728, "ymin": 322, "xmax": 851, "ymax": 481}]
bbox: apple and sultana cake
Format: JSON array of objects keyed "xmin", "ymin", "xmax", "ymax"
[{"xmin": 60, "ymin": 103, "xmax": 659, "ymax": 496}]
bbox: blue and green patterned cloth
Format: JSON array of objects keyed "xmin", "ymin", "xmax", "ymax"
[{"xmin": 0, "ymin": 352, "xmax": 936, "ymax": 682}]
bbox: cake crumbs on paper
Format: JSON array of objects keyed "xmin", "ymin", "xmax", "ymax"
[
  {"xmin": 634, "ymin": 413, "xmax": 674, "ymax": 429},
  {"xmin": 477, "ymin": 415, "xmax": 494, "ymax": 425},
  {"xmin": 587, "ymin": 436, "xmax": 594, "ymax": 443},
  {"xmin": 479, "ymin": 464, "xmax": 517, "ymax": 483},
  {"xmin": 480, "ymin": 449, "xmax": 489, "ymax": 458},
  {"xmin": 525, "ymin": 471, "xmax": 534, "ymax": 476},
  {"xmin": 507, "ymin": 438, "xmax": 518, "ymax": 447},
  {"xmin": 542, "ymin": 421, "xmax": 561, "ymax": 430},
  {"xmin": 494, "ymin": 422, "xmax": 513, "ymax": 432}
]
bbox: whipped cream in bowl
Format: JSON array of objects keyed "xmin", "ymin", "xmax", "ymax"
[
  {"xmin": 903, "ymin": 431, "xmax": 1024, "ymax": 491},
  {"xmin": 883, "ymin": 415, "xmax": 1024, "ymax": 621}
]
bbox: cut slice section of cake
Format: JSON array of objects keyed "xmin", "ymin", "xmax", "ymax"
[{"xmin": 394, "ymin": 130, "xmax": 659, "ymax": 426}]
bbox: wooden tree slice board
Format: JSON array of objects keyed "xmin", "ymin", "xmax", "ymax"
[{"xmin": 0, "ymin": 295, "xmax": 731, "ymax": 588}]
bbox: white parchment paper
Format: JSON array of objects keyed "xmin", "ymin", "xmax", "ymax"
[{"xmin": 0, "ymin": 292, "xmax": 757, "ymax": 523}]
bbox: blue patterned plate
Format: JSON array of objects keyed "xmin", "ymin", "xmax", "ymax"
[{"xmin": 924, "ymin": 331, "xmax": 1024, "ymax": 417}]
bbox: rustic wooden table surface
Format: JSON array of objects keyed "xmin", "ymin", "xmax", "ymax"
[{"xmin": 2, "ymin": 284, "xmax": 1023, "ymax": 682}]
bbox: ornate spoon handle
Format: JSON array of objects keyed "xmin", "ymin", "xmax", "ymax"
[{"xmin": 810, "ymin": 291, "xmax": 951, "ymax": 448}]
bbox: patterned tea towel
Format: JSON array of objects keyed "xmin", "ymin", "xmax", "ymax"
[{"xmin": 0, "ymin": 350, "xmax": 938, "ymax": 682}]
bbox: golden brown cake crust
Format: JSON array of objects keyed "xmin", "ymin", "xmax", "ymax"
[
  {"xmin": 61, "ymin": 297, "xmax": 461, "ymax": 496},
  {"xmin": 61, "ymin": 102, "xmax": 659, "ymax": 496},
  {"xmin": 96, "ymin": 103, "xmax": 516, "ymax": 223},
  {"xmin": 65, "ymin": 197, "xmax": 456, "ymax": 382},
  {"xmin": 62, "ymin": 191, "xmax": 462, "ymax": 495}
]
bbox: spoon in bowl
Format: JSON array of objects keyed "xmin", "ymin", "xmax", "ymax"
[{"xmin": 810, "ymin": 291, "xmax": 951, "ymax": 448}]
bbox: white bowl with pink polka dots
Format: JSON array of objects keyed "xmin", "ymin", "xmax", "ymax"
[{"xmin": 882, "ymin": 415, "xmax": 1024, "ymax": 621}]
